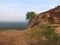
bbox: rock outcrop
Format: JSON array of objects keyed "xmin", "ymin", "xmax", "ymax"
[{"xmin": 27, "ymin": 6, "xmax": 60, "ymax": 28}]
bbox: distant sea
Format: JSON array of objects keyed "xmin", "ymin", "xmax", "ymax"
[{"xmin": 0, "ymin": 22, "xmax": 28, "ymax": 30}]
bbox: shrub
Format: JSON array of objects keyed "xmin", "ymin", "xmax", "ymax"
[{"xmin": 41, "ymin": 26, "xmax": 54, "ymax": 36}]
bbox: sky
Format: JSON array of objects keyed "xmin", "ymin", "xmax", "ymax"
[{"xmin": 0, "ymin": 0, "xmax": 60, "ymax": 22}]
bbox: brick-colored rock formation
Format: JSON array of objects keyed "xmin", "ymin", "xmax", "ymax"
[{"xmin": 27, "ymin": 6, "xmax": 60, "ymax": 28}]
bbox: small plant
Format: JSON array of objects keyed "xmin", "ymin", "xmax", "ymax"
[{"xmin": 41, "ymin": 26, "xmax": 54, "ymax": 36}]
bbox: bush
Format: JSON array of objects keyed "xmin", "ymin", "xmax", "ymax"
[{"xmin": 41, "ymin": 27, "xmax": 54, "ymax": 36}]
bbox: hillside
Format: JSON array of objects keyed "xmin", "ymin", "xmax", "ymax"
[
  {"xmin": 27, "ymin": 6, "xmax": 60, "ymax": 28},
  {"xmin": 0, "ymin": 27, "xmax": 60, "ymax": 45},
  {"xmin": 0, "ymin": 6, "xmax": 60, "ymax": 45}
]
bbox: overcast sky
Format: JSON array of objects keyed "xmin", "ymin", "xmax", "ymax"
[{"xmin": 0, "ymin": 0, "xmax": 60, "ymax": 22}]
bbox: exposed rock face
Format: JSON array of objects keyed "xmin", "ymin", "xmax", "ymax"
[{"xmin": 27, "ymin": 6, "xmax": 60, "ymax": 28}]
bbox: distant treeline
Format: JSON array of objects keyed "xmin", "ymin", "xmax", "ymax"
[{"xmin": 0, "ymin": 22, "xmax": 27, "ymax": 30}]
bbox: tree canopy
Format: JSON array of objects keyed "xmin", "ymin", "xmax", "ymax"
[{"xmin": 26, "ymin": 11, "xmax": 36, "ymax": 21}]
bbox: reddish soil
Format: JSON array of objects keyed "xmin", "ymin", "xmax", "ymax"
[
  {"xmin": 55, "ymin": 27, "xmax": 60, "ymax": 34},
  {"xmin": 0, "ymin": 30, "xmax": 28, "ymax": 45}
]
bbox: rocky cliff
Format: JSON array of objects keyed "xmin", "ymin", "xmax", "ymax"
[{"xmin": 27, "ymin": 6, "xmax": 60, "ymax": 28}]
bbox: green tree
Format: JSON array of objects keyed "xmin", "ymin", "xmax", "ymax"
[{"xmin": 26, "ymin": 11, "xmax": 36, "ymax": 21}]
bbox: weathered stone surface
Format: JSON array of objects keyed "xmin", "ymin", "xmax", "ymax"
[{"xmin": 27, "ymin": 6, "xmax": 60, "ymax": 28}]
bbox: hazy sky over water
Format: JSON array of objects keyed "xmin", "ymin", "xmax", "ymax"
[{"xmin": 0, "ymin": 0, "xmax": 60, "ymax": 22}]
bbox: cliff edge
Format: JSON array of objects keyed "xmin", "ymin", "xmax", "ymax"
[{"xmin": 27, "ymin": 6, "xmax": 60, "ymax": 28}]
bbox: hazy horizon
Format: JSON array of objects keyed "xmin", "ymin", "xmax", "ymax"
[
  {"xmin": 0, "ymin": 20, "xmax": 27, "ymax": 22},
  {"xmin": 0, "ymin": 0, "xmax": 60, "ymax": 22}
]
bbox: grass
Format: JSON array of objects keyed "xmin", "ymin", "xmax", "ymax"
[
  {"xmin": 23, "ymin": 22, "xmax": 60, "ymax": 45},
  {"xmin": 0, "ymin": 23, "xmax": 60, "ymax": 45}
]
